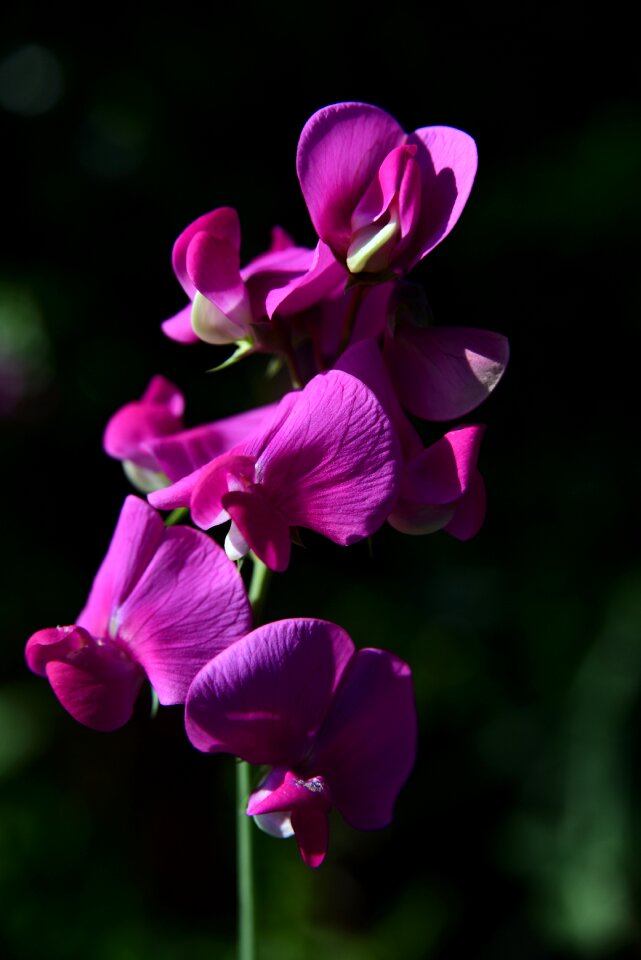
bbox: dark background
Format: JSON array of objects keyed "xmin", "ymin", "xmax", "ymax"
[{"xmin": 1, "ymin": 7, "xmax": 640, "ymax": 958}]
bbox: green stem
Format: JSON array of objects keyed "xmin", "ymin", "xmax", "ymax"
[
  {"xmin": 164, "ymin": 507, "xmax": 189, "ymax": 527},
  {"xmin": 236, "ymin": 552, "xmax": 272, "ymax": 960},
  {"xmin": 248, "ymin": 553, "xmax": 272, "ymax": 626},
  {"xmin": 236, "ymin": 759, "xmax": 256, "ymax": 960}
]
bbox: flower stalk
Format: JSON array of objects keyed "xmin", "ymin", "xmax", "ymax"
[
  {"xmin": 236, "ymin": 758, "xmax": 256, "ymax": 960},
  {"xmin": 235, "ymin": 551, "xmax": 272, "ymax": 959}
]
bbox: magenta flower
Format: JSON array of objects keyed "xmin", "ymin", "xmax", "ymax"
[
  {"xmin": 383, "ymin": 283, "xmax": 509, "ymax": 420},
  {"xmin": 337, "ymin": 341, "xmax": 487, "ymax": 539},
  {"xmin": 25, "ymin": 496, "xmax": 252, "ymax": 731},
  {"xmin": 185, "ymin": 618, "xmax": 416, "ymax": 867},
  {"xmin": 296, "ymin": 101, "xmax": 477, "ymax": 277},
  {"xmin": 149, "ymin": 370, "xmax": 402, "ymax": 571},
  {"xmin": 388, "ymin": 424, "xmax": 487, "ymax": 539},
  {"xmin": 161, "ymin": 206, "xmax": 313, "ymax": 346},
  {"xmin": 104, "ymin": 374, "xmax": 276, "ymax": 492},
  {"xmin": 103, "ymin": 375, "xmax": 186, "ymax": 491}
]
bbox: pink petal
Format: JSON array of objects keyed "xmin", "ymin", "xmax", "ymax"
[
  {"xmin": 269, "ymin": 226, "xmax": 296, "ymax": 251},
  {"xmin": 247, "ymin": 767, "xmax": 331, "ymax": 867},
  {"xmin": 402, "ymin": 425, "xmax": 485, "ymax": 505},
  {"xmin": 241, "ymin": 242, "xmax": 314, "ymax": 285},
  {"xmin": 185, "ymin": 619, "xmax": 355, "ymax": 763},
  {"xmin": 351, "ymin": 143, "xmax": 422, "ymax": 253},
  {"xmin": 186, "ymin": 231, "xmax": 252, "ymax": 333},
  {"xmin": 103, "ymin": 376, "xmax": 185, "ymax": 469},
  {"xmin": 250, "ymin": 370, "xmax": 401, "ymax": 545},
  {"xmin": 189, "ymin": 454, "xmax": 258, "ymax": 529},
  {"xmin": 265, "ymin": 240, "xmax": 345, "ymax": 319},
  {"xmin": 444, "ymin": 470, "xmax": 487, "ymax": 540},
  {"xmin": 148, "ymin": 405, "xmax": 275, "ymax": 482},
  {"xmin": 141, "ymin": 376, "xmax": 185, "ymax": 416},
  {"xmin": 248, "ymin": 770, "xmax": 331, "ymax": 818},
  {"xmin": 26, "ymin": 626, "xmax": 144, "ymax": 732},
  {"xmin": 223, "ymin": 488, "xmax": 291, "ymax": 571},
  {"xmin": 312, "ymin": 648, "xmax": 416, "ymax": 830},
  {"xmin": 297, "ymin": 102, "xmax": 405, "ymax": 257},
  {"xmin": 115, "ymin": 525, "xmax": 251, "ymax": 704},
  {"xmin": 291, "ymin": 809, "xmax": 329, "ymax": 868},
  {"xmin": 161, "ymin": 304, "xmax": 200, "ymax": 344},
  {"xmin": 172, "ymin": 207, "xmax": 241, "ymax": 297},
  {"xmin": 336, "ymin": 339, "xmax": 423, "ymax": 461},
  {"xmin": 242, "ymin": 242, "xmax": 316, "ymax": 322},
  {"xmin": 147, "ymin": 466, "xmax": 207, "ymax": 511},
  {"xmin": 384, "ymin": 325, "xmax": 509, "ymax": 421},
  {"xmin": 406, "ymin": 126, "xmax": 478, "ymax": 266},
  {"xmin": 77, "ymin": 496, "xmax": 166, "ymax": 638}
]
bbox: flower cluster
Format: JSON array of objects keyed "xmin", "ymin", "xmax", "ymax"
[{"xmin": 26, "ymin": 102, "xmax": 507, "ymax": 868}]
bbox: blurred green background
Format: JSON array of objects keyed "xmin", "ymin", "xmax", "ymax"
[{"xmin": 1, "ymin": 7, "xmax": 640, "ymax": 959}]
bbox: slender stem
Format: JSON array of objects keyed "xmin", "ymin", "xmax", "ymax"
[
  {"xmin": 235, "ymin": 552, "xmax": 272, "ymax": 960},
  {"xmin": 236, "ymin": 759, "xmax": 255, "ymax": 960},
  {"xmin": 164, "ymin": 506, "xmax": 189, "ymax": 527},
  {"xmin": 248, "ymin": 552, "xmax": 272, "ymax": 626}
]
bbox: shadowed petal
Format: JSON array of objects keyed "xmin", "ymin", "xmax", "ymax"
[
  {"xmin": 387, "ymin": 500, "xmax": 455, "ymax": 536},
  {"xmin": 407, "ymin": 126, "xmax": 478, "ymax": 266},
  {"xmin": 402, "ymin": 425, "xmax": 485, "ymax": 504},
  {"xmin": 148, "ymin": 405, "xmax": 275, "ymax": 482},
  {"xmin": 312, "ymin": 648, "xmax": 416, "ymax": 830},
  {"xmin": 385, "ymin": 325, "xmax": 509, "ymax": 421},
  {"xmin": 444, "ymin": 470, "xmax": 487, "ymax": 540},
  {"xmin": 336, "ymin": 339, "xmax": 423, "ymax": 461},
  {"xmin": 224, "ymin": 488, "xmax": 291, "ymax": 571},
  {"xmin": 185, "ymin": 619, "xmax": 355, "ymax": 763},
  {"xmin": 291, "ymin": 809, "xmax": 329, "ymax": 868}
]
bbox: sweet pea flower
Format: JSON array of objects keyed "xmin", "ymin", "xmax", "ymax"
[
  {"xmin": 103, "ymin": 375, "xmax": 186, "ymax": 491},
  {"xmin": 337, "ymin": 341, "xmax": 487, "ymax": 539},
  {"xmin": 161, "ymin": 206, "xmax": 313, "ymax": 348},
  {"xmin": 186, "ymin": 618, "xmax": 416, "ymax": 867},
  {"xmin": 104, "ymin": 374, "xmax": 276, "ymax": 493},
  {"xmin": 383, "ymin": 282, "xmax": 509, "ymax": 421},
  {"xmin": 297, "ymin": 101, "xmax": 477, "ymax": 277},
  {"xmin": 25, "ymin": 496, "xmax": 252, "ymax": 731},
  {"xmin": 149, "ymin": 369, "xmax": 402, "ymax": 571}
]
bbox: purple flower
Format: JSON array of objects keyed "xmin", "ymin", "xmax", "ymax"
[
  {"xmin": 185, "ymin": 618, "xmax": 416, "ymax": 867},
  {"xmin": 337, "ymin": 341, "xmax": 487, "ymax": 539},
  {"xmin": 25, "ymin": 496, "xmax": 252, "ymax": 731},
  {"xmin": 383, "ymin": 283, "xmax": 509, "ymax": 420},
  {"xmin": 388, "ymin": 424, "xmax": 487, "ymax": 539},
  {"xmin": 296, "ymin": 102, "xmax": 477, "ymax": 277},
  {"xmin": 103, "ymin": 375, "xmax": 186, "ymax": 491},
  {"xmin": 104, "ymin": 374, "xmax": 276, "ymax": 492},
  {"xmin": 149, "ymin": 370, "xmax": 402, "ymax": 571},
  {"xmin": 161, "ymin": 206, "xmax": 313, "ymax": 347}
]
